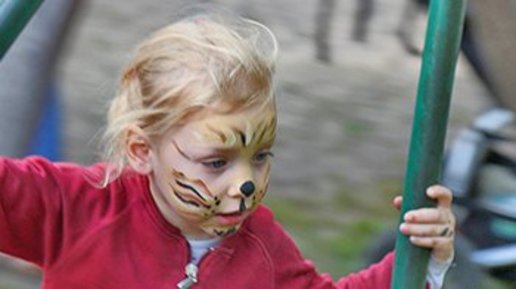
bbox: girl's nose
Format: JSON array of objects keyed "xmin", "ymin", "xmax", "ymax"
[{"xmin": 240, "ymin": 181, "xmax": 255, "ymax": 197}]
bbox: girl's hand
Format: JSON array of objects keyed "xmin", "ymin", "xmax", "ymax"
[{"xmin": 393, "ymin": 185, "xmax": 455, "ymax": 261}]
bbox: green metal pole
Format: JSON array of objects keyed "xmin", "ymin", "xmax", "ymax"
[
  {"xmin": 391, "ymin": 0, "xmax": 467, "ymax": 289},
  {"xmin": 0, "ymin": 0, "xmax": 44, "ymax": 60}
]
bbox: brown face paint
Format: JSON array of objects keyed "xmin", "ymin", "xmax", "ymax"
[
  {"xmin": 173, "ymin": 191, "xmax": 201, "ymax": 208},
  {"xmin": 198, "ymin": 112, "xmax": 276, "ymax": 150},
  {"xmin": 239, "ymin": 132, "xmax": 246, "ymax": 147},
  {"xmin": 214, "ymin": 227, "xmax": 237, "ymax": 237},
  {"xmin": 152, "ymin": 104, "xmax": 277, "ymax": 239},
  {"xmin": 251, "ymin": 164, "xmax": 271, "ymax": 207},
  {"xmin": 176, "ymin": 180, "xmax": 207, "ymax": 200},
  {"xmin": 253, "ymin": 115, "xmax": 277, "ymax": 146},
  {"xmin": 169, "ymin": 169, "xmax": 216, "ymax": 210},
  {"xmin": 206, "ymin": 124, "xmax": 227, "ymax": 143}
]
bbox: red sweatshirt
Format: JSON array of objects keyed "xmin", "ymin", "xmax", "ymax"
[{"xmin": 0, "ymin": 156, "xmax": 395, "ymax": 289}]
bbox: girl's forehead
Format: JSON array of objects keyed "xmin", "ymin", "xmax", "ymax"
[{"xmin": 175, "ymin": 106, "xmax": 277, "ymax": 148}]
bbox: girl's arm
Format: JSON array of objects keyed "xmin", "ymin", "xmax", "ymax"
[
  {"xmin": 0, "ymin": 157, "xmax": 78, "ymax": 267},
  {"xmin": 267, "ymin": 185, "xmax": 455, "ymax": 289}
]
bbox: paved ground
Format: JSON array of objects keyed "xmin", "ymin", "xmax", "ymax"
[{"xmin": 1, "ymin": 0, "xmax": 493, "ymax": 287}]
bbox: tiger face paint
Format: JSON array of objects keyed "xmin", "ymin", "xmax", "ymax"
[{"xmin": 148, "ymin": 103, "xmax": 276, "ymax": 239}]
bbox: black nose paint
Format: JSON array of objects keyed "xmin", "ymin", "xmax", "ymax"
[
  {"xmin": 240, "ymin": 181, "xmax": 255, "ymax": 197},
  {"xmin": 239, "ymin": 199, "xmax": 246, "ymax": 212}
]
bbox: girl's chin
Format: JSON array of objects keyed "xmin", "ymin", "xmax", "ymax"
[{"xmin": 203, "ymin": 224, "xmax": 241, "ymax": 238}]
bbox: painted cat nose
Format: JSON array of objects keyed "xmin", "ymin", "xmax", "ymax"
[{"xmin": 240, "ymin": 181, "xmax": 255, "ymax": 197}]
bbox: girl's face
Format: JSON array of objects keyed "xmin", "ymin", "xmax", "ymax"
[{"xmin": 149, "ymin": 104, "xmax": 276, "ymax": 239}]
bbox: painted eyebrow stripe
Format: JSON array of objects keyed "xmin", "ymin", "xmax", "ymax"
[
  {"xmin": 264, "ymin": 117, "xmax": 277, "ymax": 135},
  {"xmin": 183, "ymin": 116, "xmax": 276, "ymax": 151},
  {"xmin": 176, "ymin": 180, "xmax": 207, "ymax": 202},
  {"xmin": 255, "ymin": 122, "xmax": 268, "ymax": 145},
  {"xmin": 228, "ymin": 126, "xmax": 246, "ymax": 147},
  {"xmin": 254, "ymin": 118, "xmax": 276, "ymax": 146},
  {"xmin": 206, "ymin": 124, "xmax": 227, "ymax": 143},
  {"xmin": 240, "ymin": 131, "xmax": 246, "ymax": 147}
]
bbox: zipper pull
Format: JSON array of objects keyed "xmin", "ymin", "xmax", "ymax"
[{"xmin": 177, "ymin": 263, "xmax": 198, "ymax": 289}]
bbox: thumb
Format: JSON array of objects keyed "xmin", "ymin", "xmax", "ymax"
[{"xmin": 393, "ymin": 196, "xmax": 402, "ymax": 211}]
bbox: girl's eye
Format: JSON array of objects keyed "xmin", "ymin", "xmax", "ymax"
[
  {"xmin": 203, "ymin": 159, "xmax": 227, "ymax": 169},
  {"xmin": 254, "ymin": 151, "xmax": 274, "ymax": 163}
]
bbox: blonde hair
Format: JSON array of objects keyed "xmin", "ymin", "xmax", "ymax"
[{"xmin": 101, "ymin": 12, "xmax": 278, "ymax": 184}]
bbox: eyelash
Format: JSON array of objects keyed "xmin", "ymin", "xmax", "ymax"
[
  {"xmin": 253, "ymin": 151, "xmax": 274, "ymax": 163},
  {"xmin": 202, "ymin": 159, "xmax": 227, "ymax": 170},
  {"xmin": 200, "ymin": 151, "xmax": 274, "ymax": 171}
]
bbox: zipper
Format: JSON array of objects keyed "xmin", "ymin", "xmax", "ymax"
[
  {"xmin": 176, "ymin": 262, "xmax": 198, "ymax": 289},
  {"xmin": 177, "ymin": 246, "xmax": 219, "ymax": 289}
]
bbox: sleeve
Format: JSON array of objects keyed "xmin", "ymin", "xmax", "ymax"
[
  {"xmin": 426, "ymin": 255, "xmax": 453, "ymax": 289},
  {"xmin": 256, "ymin": 206, "xmax": 433, "ymax": 289},
  {"xmin": 262, "ymin": 215, "xmax": 394, "ymax": 289},
  {"xmin": 334, "ymin": 253, "xmax": 394, "ymax": 289},
  {"xmin": 0, "ymin": 156, "xmax": 92, "ymax": 268}
]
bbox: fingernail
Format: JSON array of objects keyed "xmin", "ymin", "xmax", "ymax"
[{"xmin": 399, "ymin": 223, "xmax": 408, "ymax": 233}]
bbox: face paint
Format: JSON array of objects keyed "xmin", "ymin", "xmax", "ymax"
[
  {"xmin": 239, "ymin": 181, "xmax": 255, "ymax": 197},
  {"xmin": 169, "ymin": 169, "xmax": 213, "ymax": 211},
  {"xmin": 149, "ymin": 104, "xmax": 276, "ymax": 239},
  {"xmin": 166, "ymin": 168, "xmax": 244, "ymax": 236}
]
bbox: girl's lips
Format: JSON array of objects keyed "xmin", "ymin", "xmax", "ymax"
[{"xmin": 215, "ymin": 211, "xmax": 247, "ymax": 225}]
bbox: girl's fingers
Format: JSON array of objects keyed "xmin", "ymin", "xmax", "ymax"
[
  {"xmin": 400, "ymin": 223, "xmax": 454, "ymax": 238},
  {"xmin": 393, "ymin": 196, "xmax": 402, "ymax": 210},
  {"xmin": 395, "ymin": 185, "xmax": 453, "ymax": 216},
  {"xmin": 404, "ymin": 223, "xmax": 455, "ymax": 261},
  {"xmin": 408, "ymin": 236, "xmax": 453, "ymax": 249},
  {"xmin": 426, "ymin": 185, "xmax": 453, "ymax": 209},
  {"xmin": 404, "ymin": 207, "xmax": 452, "ymax": 224},
  {"xmin": 397, "ymin": 185, "xmax": 455, "ymax": 261},
  {"xmin": 411, "ymin": 235, "xmax": 455, "ymax": 261}
]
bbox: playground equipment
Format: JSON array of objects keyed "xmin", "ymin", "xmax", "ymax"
[
  {"xmin": 0, "ymin": 0, "xmax": 80, "ymax": 159},
  {"xmin": 367, "ymin": 108, "xmax": 516, "ymax": 289},
  {"xmin": 371, "ymin": 1, "xmax": 516, "ymax": 288},
  {"xmin": 0, "ymin": 0, "xmax": 43, "ymax": 59},
  {"xmin": 391, "ymin": 0, "xmax": 467, "ymax": 288}
]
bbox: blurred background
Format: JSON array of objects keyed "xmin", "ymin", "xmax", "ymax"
[{"xmin": 1, "ymin": 0, "xmax": 515, "ymax": 288}]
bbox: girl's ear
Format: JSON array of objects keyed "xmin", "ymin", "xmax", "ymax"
[{"xmin": 126, "ymin": 125, "xmax": 153, "ymax": 174}]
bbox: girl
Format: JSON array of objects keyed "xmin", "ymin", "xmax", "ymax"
[{"xmin": 0, "ymin": 11, "xmax": 455, "ymax": 289}]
